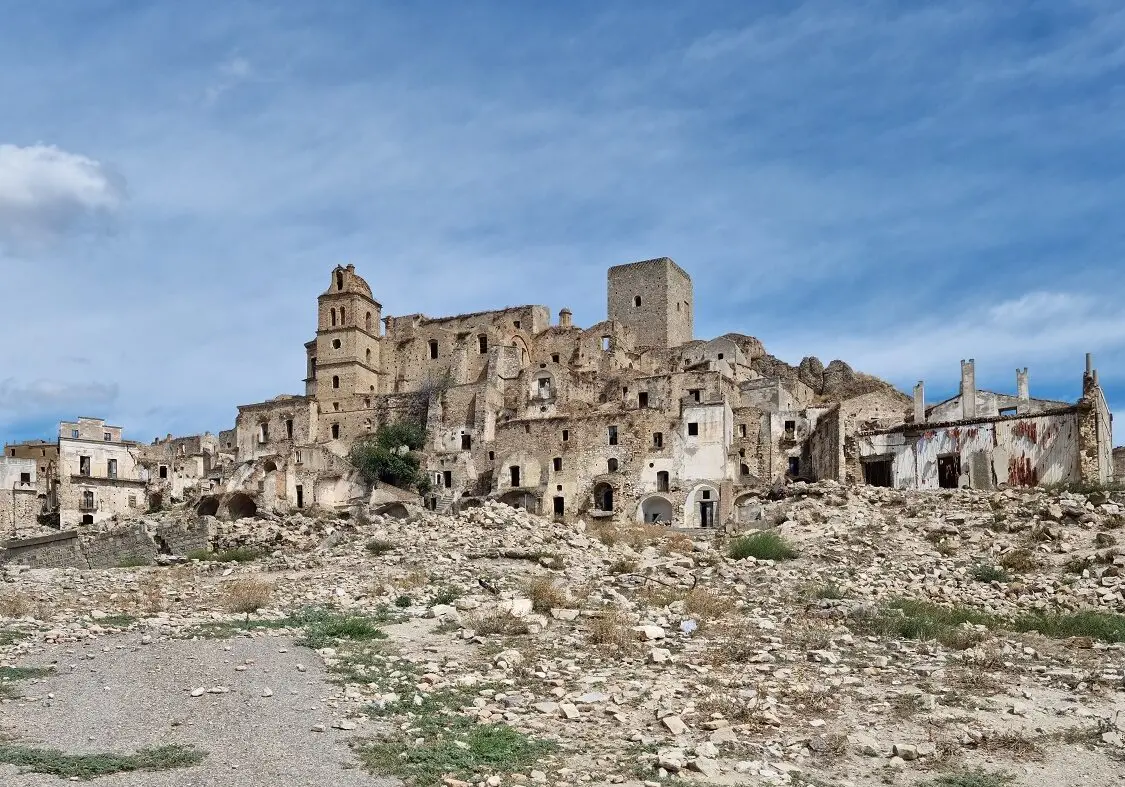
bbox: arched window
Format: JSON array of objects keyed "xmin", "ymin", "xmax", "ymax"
[
  {"xmin": 634, "ymin": 296, "xmax": 641, "ymax": 307},
  {"xmin": 330, "ymin": 308, "xmax": 337, "ymax": 326},
  {"xmin": 365, "ymin": 312, "xmax": 372, "ymax": 331},
  {"xmin": 340, "ymin": 307, "xmax": 346, "ymax": 325},
  {"xmin": 336, "ymin": 271, "xmax": 344, "ymax": 290},
  {"xmin": 608, "ymin": 458, "xmax": 618, "ymax": 473},
  {"xmin": 365, "ymin": 348, "xmax": 371, "ymax": 364},
  {"xmin": 332, "ymin": 375, "xmax": 340, "ymax": 389}
]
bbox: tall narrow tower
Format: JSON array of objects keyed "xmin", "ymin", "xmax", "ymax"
[
  {"xmin": 607, "ymin": 257, "xmax": 693, "ymax": 349},
  {"xmin": 307, "ymin": 265, "xmax": 384, "ymax": 411}
]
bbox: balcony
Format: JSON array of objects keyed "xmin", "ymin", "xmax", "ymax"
[{"xmin": 78, "ymin": 499, "xmax": 98, "ymax": 512}]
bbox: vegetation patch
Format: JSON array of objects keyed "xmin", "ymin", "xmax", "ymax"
[
  {"xmin": 349, "ymin": 422, "xmax": 431, "ymax": 495},
  {"xmin": 1013, "ymin": 610, "xmax": 1125, "ymax": 643},
  {"xmin": 365, "ymin": 538, "xmax": 397, "ymax": 556},
  {"xmin": 0, "ymin": 743, "xmax": 205, "ymax": 780},
  {"xmin": 924, "ymin": 767, "xmax": 1015, "ymax": 787},
  {"xmin": 862, "ymin": 599, "xmax": 995, "ymax": 649},
  {"xmin": 223, "ymin": 578, "xmax": 273, "ymax": 616},
  {"xmin": 728, "ymin": 531, "xmax": 798, "ymax": 561},
  {"xmin": 115, "ymin": 555, "xmax": 152, "ymax": 568},
  {"xmin": 970, "ymin": 564, "xmax": 1010, "ymax": 583},
  {"xmin": 430, "ymin": 585, "xmax": 461, "ymax": 605},
  {"xmin": 0, "ymin": 665, "xmax": 53, "ymax": 698}
]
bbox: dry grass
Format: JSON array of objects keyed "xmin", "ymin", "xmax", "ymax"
[
  {"xmin": 466, "ymin": 611, "xmax": 531, "ymax": 636},
  {"xmin": 223, "ymin": 578, "xmax": 273, "ymax": 615},
  {"xmin": 660, "ymin": 532, "xmax": 694, "ymax": 556},
  {"xmin": 138, "ymin": 576, "xmax": 165, "ymax": 614},
  {"xmin": 607, "ymin": 558, "xmax": 638, "ymax": 575},
  {"xmin": 947, "ymin": 668, "xmax": 1003, "ymax": 696},
  {"xmin": 591, "ymin": 523, "xmax": 668, "ymax": 549},
  {"xmin": 683, "ymin": 588, "xmax": 730, "ymax": 621},
  {"xmin": 396, "ymin": 569, "xmax": 429, "ymax": 590},
  {"xmin": 0, "ymin": 592, "xmax": 33, "ymax": 619},
  {"xmin": 585, "ymin": 610, "xmax": 634, "ymax": 649},
  {"xmin": 526, "ymin": 578, "xmax": 567, "ymax": 613},
  {"xmin": 998, "ymin": 548, "xmax": 1038, "ymax": 573}
]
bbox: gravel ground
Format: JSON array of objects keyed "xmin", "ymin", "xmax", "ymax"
[{"xmin": 0, "ymin": 632, "xmax": 397, "ymax": 786}]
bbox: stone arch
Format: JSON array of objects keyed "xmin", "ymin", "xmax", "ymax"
[
  {"xmin": 638, "ymin": 495, "xmax": 674, "ymax": 525},
  {"xmin": 733, "ymin": 492, "xmax": 762, "ymax": 525},
  {"xmin": 684, "ymin": 483, "xmax": 720, "ymax": 529},
  {"xmin": 197, "ymin": 496, "xmax": 221, "ymax": 517},
  {"xmin": 261, "ymin": 460, "xmax": 278, "ymax": 473},
  {"xmin": 593, "ymin": 482, "xmax": 615, "ymax": 512},
  {"xmin": 511, "ymin": 335, "xmax": 531, "ymax": 366},
  {"xmin": 373, "ymin": 502, "xmax": 409, "ymax": 519},
  {"xmin": 498, "ymin": 490, "xmax": 538, "ymax": 511},
  {"xmin": 225, "ymin": 492, "xmax": 258, "ymax": 520}
]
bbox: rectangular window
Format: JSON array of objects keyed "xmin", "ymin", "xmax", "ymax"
[
  {"xmin": 107, "ymin": 459, "xmax": 117, "ymax": 479},
  {"xmin": 103, "ymin": 432, "xmax": 111, "ymax": 442},
  {"xmin": 553, "ymin": 496, "xmax": 564, "ymax": 516},
  {"xmin": 443, "ymin": 470, "xmax": 452, "ymax": 489},
  {"xmin": 784, "ymin": 420, "xmax": 796, "ymax": 437},
  {"xmin": 259, "ymin": 424, "xmax": 269, "ymax": 443},
  {"xmin": 72, "ymin": 429, "xmax": 79, "ymax": 438},
  {"xmin": 478, "ymin": 335, "xmax": 488, "ymax": 353},
  {"xmin": 429, "ymin": 340, "xmax": 439, "ymax": 359},
  {"xmin": 938, "ymin": 454, "xmax": 961, "ymax": 489},
  {"xmin": 999, "ymin": 407, "xmax": 1017, "ymax": 416},
  {"xmin": 863, "ymin": 458, "xmax": 894, "ymax": 488},
  {"xmin": 295, "ymin": 451, "xmax": 302, "ymax": 464},
  {"xmin": 488, "ymin": 451, "xmax": 495, "ymax": 461},
  {"xmin": 79, "ymin": 456, "xmax": 91, "ymax": 476},
  {"xmin": 19, "ymin": 472, "xmax": 30, "ymax": 485},
  {"xmin": 286, "ymin": 419, "xmax": 294, "ymax": 439},
  {"xmin": 128, "ymin": 495, "xmax": 137, "ymax": 508},
  {"xmin": 657, "ymin": 471, "xmax": 670, "ymax": 492},
  {"xmin": 788, "ymin": 457, "xmax": 801, "ymax": 476},
  {"xmin": 739, "ymin": 424, "xmax": 747, "ymax": 438},
  {"xmin": 687, "ymin": 422, "xmax": 699, "ymax": 436},
  {"xmin": 608, "ymin": 426, "xmax": 618, "ymax": 445},
  {"xmin": 551, "ymin": 354, "xmax": 560, "ymax": 363},
  {"xmin": 653, "ymin": 432, "xmax": 663, "ymax": 448},
  {"xmin": 461, "ymin": 434, "xmax": 472, "ymax": 450},
  {"xmin": 296, "ymin": 485, "xmax": 304, "ymax": 508},
  {"xmin": 159, "ymin": 465, "xmax": 168, "ymax": 479},
  {"xmin": 562, "ymin": 429, "xmax": 569, "ymax": 442},
  {"xmin": 689, "ymin": 389, "xmax": 701, "ymax": 402},
  {"xmin": 553, "ymin": 457, "xmax": 562, "ymax": 472},
  {"xmin": 638, "ymin": 392, "xmax": 648, "ymax": 408},
  {"xmin": 510, "ymin": 466, "xmax": 521, "ymax": 487},
  {"xmin": 331, "ymin": 424, "xmax": 340, "ymax": 439},
  {"xmin": 513, "ymin": 320, "xmax": 521, "ymax": 329}
]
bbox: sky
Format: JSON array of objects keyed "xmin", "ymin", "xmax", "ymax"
[{"xmin": 1, "ymin": 0, "xmax": 1123, "ymax": 445}]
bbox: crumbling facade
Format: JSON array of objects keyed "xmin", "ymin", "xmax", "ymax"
[
  {"xmin": 855, "ymin": 357, "xmax": 1113, "ymax": 490},
  {"xmin": 56, "ymin": 418, "xmax": 148, "ymax": 528}
]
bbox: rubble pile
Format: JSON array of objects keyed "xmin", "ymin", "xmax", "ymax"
[{"xmin": 3, "ymin": 484, "xmax": 1125, "ymax": 786}]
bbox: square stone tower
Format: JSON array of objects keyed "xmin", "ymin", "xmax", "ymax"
[{"xmin": 607, "ymin": 257, "xmax": 693, "ymax": 349}]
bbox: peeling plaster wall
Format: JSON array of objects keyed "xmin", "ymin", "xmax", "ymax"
[{"xmin": 807, "ymin": 405, "xmax": 844, "ymax": 482}]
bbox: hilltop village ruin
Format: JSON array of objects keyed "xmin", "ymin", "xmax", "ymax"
[{"xmin": 0, "ymin": 258, "xmax": 1116, "ymax": 544}]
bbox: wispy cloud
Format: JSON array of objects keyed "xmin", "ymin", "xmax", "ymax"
[{"xmin": 0, "ymin": 379, "xmax": 119, "ymax": 414}]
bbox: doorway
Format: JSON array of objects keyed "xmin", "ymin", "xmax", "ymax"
[
  {"xmin": 509, "ymin": 466, "xmax": 521, "ymax": 487},
  {"xmin": 863, "ymin": 458, "xmax": 894, "ymax": 488},
  {"xmin": 296, "ymin": 485, "xmax": 304, "ymax": 509},
  {"xmin": 938, "ymin": 454, "xmax": 961, "ymax": 489},
  {"xmin": 699, "ymin": 500, "xmax": 715, "ymax": 528},
  {"xmin": 553, "ymin": 496, "xmax": 564, "ymax": 517}
]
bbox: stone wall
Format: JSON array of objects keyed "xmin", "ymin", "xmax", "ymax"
[
  {"xmin": 807, "ymin": 405, "xmax": 844, "ymax": 482},
  {"xmin": 2, "ymin": 530, "xmax": 86, "ymax": 568},
  {"xmin": 82, "ymin": 525, "xmax": 160, "ymax": 568}
]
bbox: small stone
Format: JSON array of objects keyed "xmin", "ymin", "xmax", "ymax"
[
  {"xmin": 334, "ymin": 720, "xmax": 357, "ymax": 730},
  {"xmin": 261, "ymin": 687, "xmax": 273, "ymax": 697},
  {"xmin": 892, "ymin": 743, "xmax": 918, "ymax": 761},
  {"xmin": 662, "ymin": 715, "xmax": 688, "ymax": 735},
  {"xmin": 648, "ymin": 648, "xmax": 672, "ymax": 664},
  {"xmin": 688, "ymin": 757, "xmax": 722, "ymax": 779},
  {"xmin": 190, "ymin": 687, "xmax": 205, "ymax": 698},
  {"xmin": 311, "ymin": 724, "xmax": 326, "ymax": 733},
  {"xmin": 296, "ymin": 664, "xmax": 307, "ymax": 673},
  {"xmin": 559, "ymin": 703, "xmax": 580, "ymax": 719},
  {"xmin": 634, "ymin": 625, "xmax": 666, "ymax": 641}
]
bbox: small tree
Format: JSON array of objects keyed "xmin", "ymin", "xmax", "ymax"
[{"xmin": 349, "ymin": 422, "xmax": 430, "ymax": 494}]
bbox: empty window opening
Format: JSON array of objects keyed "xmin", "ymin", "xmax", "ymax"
[
  {"xmin": 689, "ymin": 389, "xmax": 701, "ymax": 402},
  {"xmin": 71, "ymin": 429, "xmax": 79, "ymax": 438},
  {"xmin": 524, "ymin": 424, "xmax": 531, "ymax": 434},
  {"xmin": 657, "ymin": 471, "xmax": 670, "ymax": 492},
  {"xmin": 738, "ymin": 448, "xmax": 745, "ymax": 457},
  {"xmin": 488, "ymin": 451, "xmax": 495, "ymax": 461},
  {"xmin": 638, "ymin": 392, "xmax": 649, "ymax": 408},
  {"xmin": 556, "ymin": 484, "xmax": 562, "ymax": 491},
  {"xmin": 461, "ymin": 434, "xmax": 472, "ymax": 450},
  {"xmin": 259, "ymin": 422, "xmax": 269, "ymax": 443},
  {"xmin": 553, "ymin": 496, "xmax": 564, "ymax": 516},
  {"xmin": 103, "ymin": 431, "xmax": 112, "ymax": 442},
  {"xmin": 443, "ymin": 470, "xmax": 452, "ymax": 489},
  {"xmin": 340, "ymin": 307, "xmax": 345, "ymax": 324},
  {"xmin": 81, "ymin": 514, "xmax": 94, "ymax": 525},
  {"xmin": 551, "ymin": 353, "xmax": 560, "ymax": 363},
  {"xmin": 653, "ymin": 432, "xmax": 663, "ymax": 448},
  {"xmin": 608, "ymin": 458, "xmax": 618, "ymax": 473},
  {"xmin": 310, "ymin": 357, "xmax": 317, "ymax": 379},
  {"xmin": 332, "ymin": 375, "xmax": 340, "ymax": 389},
  {"xmin": 538, "ymin": 377, "xmax": 553, "ymax": 398},
  {"xmin": 107, "ymin": 459, "xmax": 117, "ymax": 479},
  {"xmin": 478, "ymin": 334, "xmax": 488, "ymax": 353},
  {"xmin": 622, "ymin": 386, "xmax": 628, "ymax": 395},
  {"xmin": 717, "ymin": 353, "xmax": 724, "ymax": 360},
  {"xmin": 739, "ymin": 424, "xmax": 747, "ymax": 437},
  {"xmin": 365, "ymin": 312, "xmax": 371, "ymax": 331},
  {"xmin": 286, "ymin": 419, "xmax": 294, "ymax": 439},
  {"xmin": 429, "ymin": 340, "xmax": 439, "ymax": 359},
  {"xmin": 740, "ymin": 463, "xmax": 750, "ymax": 476},
  {"xmin": 159, "ymin": 465, "xmax": 168, "ymax": 479},
  {"xmin": 784, "ymin": 420, "xmax": 796, "ymax": 438},
  {"xmin": 595, "ymin": 483, "xmax": 614, "ymax": 512},
  {"xmin": 513, "ymin": 320, "xmax": 521, "ymax": 329},
  {"xmin": 938, "ymin": 454, "xmax": 961, "ymax": 489},
  {"xmin": 634, "ymin": 295, "xmax": 641, "ymax": 307},
  {"xmin": 336, "ymin": 270, "xmax": 344, "ymax": 290},
  {"xmin": 296, "ymin": 485, "xmax": 304, "ymax": 508},
  {"xmin": 788, "ymin": 457, "xmax": 801, "ymax": 477},
  {"xmin": 999, "ymin": 407, "xmax": 1018, "ymax": 417},
  {"xmin": 509, "ymin": 466, "xmax": 521, "ymax": 487},
  {"xmin": 687, "ymin": 422, "xmax": 699, "ymax": 436},
  {"xmin": 553, "ymin": 457, "xmax": 562, "ymax": 472},
  {"xmin": 363, "ymin": 397, "xmax": 370, "ymax": 407},
  {"xmin": 601, "ymin": 336, "xmax": 611, "ymax": 352},
  {"xmin": 19, "ymin": 472, "xmax": 30, "ymax": 485},
  {"xmin": 608, "ymin": 425, "xmax": 618, "ymax": 445},
  {"xmin": 331, "ymin": 423, "xmax": 340, "ymax": 440},
  {"xmin": 366, "ymin": 348, "xmax": 371, "ymax": 364},
  {"xmin": 79, "ymin": 456, "xmax": 91, "ymax": 476},
  {"xmin": 295, "ymin": 451, "xmax": 302, "ymax": 464},
  {"xmin": 562, "ymin": 429, "xmax": 569, "ymax": 442},
  {"xmin": 332, "ymin": 338, "xmax": 341, "ymax": 349},
  {"xmin": 863, "ymin": 458, "xmax": 894, "ymax": 488},
  {"xmin": 333, "ymin": 402, "xmax": 340, "ymax": 411},
  {"xmin": 331, "ymin": 308, "xmax": 337, "ymax": 326},
  {"xmin": 676, "ymin": 302, "xmax": 681, "ymax": 312},
  {"xmin": 699, "ymin": 496, "xmax": 715, "ymax": 528},
  {"xmin": 81, "ymin": 490, "xmax": 95, "ymax": 511}
]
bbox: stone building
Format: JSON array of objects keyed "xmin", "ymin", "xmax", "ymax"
[
  {"xmin": 0, "ymin": 457, "xmax": 39, "ymax": 538},
  {"xmin": 137, "ymin": 432, "xmax": 221, "ymax": 508},
  {"xmin": 855, "ymin": 357, "xmax": 1113, "ymax": 490},
  {"xmin": 56, "ymin": 418, "xmax": 148, "ymax": 528}
]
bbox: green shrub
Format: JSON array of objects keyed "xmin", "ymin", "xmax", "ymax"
[
  {"xmin": 1013, "ymin": 610, "xmax": 1125, "ymax": 643},
  {"xmin": 349, "ymin": 422, "xmax": 430, "ymax": 493},
  {"xmin": 365, "ymin": 539, "xmax": 397, "ymax": 556},
  {"xmin": 0, "ymin": 744, "xmax": 205, "ymax": 779},
  {"xmin": 867, "ymin": 599, "xmax": 996, "ymax": 649},
  {"xmin": 925, "ymin": 768, "xmax": 1014, "ymax": 787},
  {"xmin": 116, "ymin": 555, "xmax": 151, "ymax": 568},
  {"xmin": 728, "ymin": 531, "xmax": 798, "ymax": 561},
  {"xmin": 431, "ymin": 586, "xmax": 462, "ymax": 605},
  {"xmin": 394, "ymin": 595, "xmax": 413, "ymax": 608},
  {"xmin": 970, "ymin": 564, "xmax": 1010, "ymax": 583}
]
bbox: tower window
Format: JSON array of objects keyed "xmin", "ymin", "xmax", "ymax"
[
  {"xmin": 331, "ymin": 308, "xmax": 337, "ymax": 326},
  {"xmin": 365, "ymin": 312, "xmax": 371, "ymax": 331},
  {"xmin": 653, "ymin": 432, "xmax": 663, "ymax": 448},
  {"xmin": 687, "ymin": 422, "xmax": 699, "ymax": 436},
  {"xmin": 553, "ymin": 457, "xmax": 562, "ymax": 472},
  {"xmin": 331, "ymin": 423, "xmax": 340, "ymax": 439},
  {"xmin": 608, "ymin": 425, "xmax": 618, "ymax": 445},
  {"xmin": 336, "ymin": 271, "xmax": 343, "ymax": 290},
  {"xmin": 608, "ymin": 458, "xmax": 618, "ymax": 473},
  {"xmin": 634, "ymin": 296, "xmax": 641, "ymax": 307},
  {"xmin": 286, "ymin": 419, "xmax": 294, "ymax": 439},
  {"xmin": 332, "ymin": 339, "xmax": 341, "ymax": 349},
  {"xmin": 562, "ymin": 429, "xmax": 569, "ymax": 442},
  {"xmin": 551, "ymin": 353, "xmax": 559, "ymax": 363},
  {"xmin": 340, "ymin": 307, "xmax": 346, "ymax": 324},
  {"xmin": 366, "ymin": 348, "xmax": 371, "ymax": 363},
  {"xmin": 429, "ymin": 340, "xmax": 438, "ymax": 359},
  {"xmin": 478, "ymin": 334, "xmax": 488, "ymax": 353},
  {"xmin": 332, "ymin": 375, "xmax": 340, "ymax": 389},
  {"xmin": 739, "ymin": 424, "xmax": 747, "ymax": 437}
]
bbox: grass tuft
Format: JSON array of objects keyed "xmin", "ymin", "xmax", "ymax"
[
  {"xmin": 728, "ymin": 531, "xmax": 798, "ymax": 561},
  {"xmin": 526, "ymin": 578, "xmax": 567, "ymax": 613},
  {"xmin": 924, "ymin": 767, "xmax": 1015, "ymax": 787},
  {"xmin": 970, "ymin": 564, "xmax": 1010, "ymax": 583},
  {"xmin": 365, "ymin": 538, "xmax": 397, "ymax": 556},
  {"xmin": 0, "ymin": 743, "xmax": 205, "ymax": 780},
  {"xmin": 223, "ymin": 578, "xmax": 273, "ymax": 615},
  {"xmin": 116, "ymin": 555, "xmax": 152, "ymax": 568},
  {"xmin": 1013, "ymin": 610, "xmax": 1125, "ymax": 643}
]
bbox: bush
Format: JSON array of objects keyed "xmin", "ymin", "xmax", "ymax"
[
  {"xmin": 971, "ymin": 564, "xmax": 1010, "ymax": 583},
  {"xmin": 586, "ymin": 611, "xmax": 633, "ymax": 648},
  {"xmin": 116, "ymin": 555, "xmax": 151, "ymax": 568},
  {"xmin": 349, "ymin": 422, "xmax": 430, "ymax": 494},
  {"xmin": 527, "ymin": 578, "xmax": 567, "ymax": 613},
  {"xmin": 394, "ymin": 595, "xmax": 413, "ymax": 608},
  {"xmin": 365, "ymin": 539, "xmax": 397, "ymax": 556},
  {"xmin": 1013, "ymin": 610, "xmax": 1125, "ymax": 643},
  {"xmin": 224, "ymin": 579, "xmax": 273, "ymax": 615},
  {"xmin": 431, "ymin": 585, "xmax": 462, "ymax": 605},
  {"xmin": 869, "ymin": 599, "xmax": 995, "ymax": 649},
  {"xmin": 998, "ymin": 548, "xmax": 1037, "ymax": 573},
  {"xmin": 728, "ymin": 532, "xmax": 798, "ymax": 561}
]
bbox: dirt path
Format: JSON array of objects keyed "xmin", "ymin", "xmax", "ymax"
[{"xmin": 0, "ymin": 631, "xmax": 396, "ymax": 786}]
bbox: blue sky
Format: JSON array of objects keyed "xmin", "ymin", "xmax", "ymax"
[{"xmin": 1, "ymin": 1, "xmax": 1123, "ymax": 445}]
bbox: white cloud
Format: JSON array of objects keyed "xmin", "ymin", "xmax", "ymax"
[
  {"xmin": 0, "ymin": 379, "xmax": 119, "ymax": 414},
  {"xmin": 0, "ymin": 143, "xmax": 124, "ymax": 252}
]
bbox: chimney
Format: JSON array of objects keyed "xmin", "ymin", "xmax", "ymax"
[
  {"xmin": 960, "ymin": 359, "xmax": 977, "ymax": 420},
  {"xmin": 346, "ymin": 263, "xmax": 355, "ymax": 273},
  {"xmin": 913, "ymin": 381, "xmax": 925, "ymax": 424},
  {"xmin": 1086, "ymin": 353, "xmax": 1093, "ymax": 375},
  {"xmin": 559, "ymin": 308, "xmax": 572, "ymax": 328},
  {"xmin": 1016, "ymin": 368, "xmax": 1029, "ymax": 401}
]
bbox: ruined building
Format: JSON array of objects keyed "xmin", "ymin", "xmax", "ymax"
[{"xmin": 2, "ymin": 259, "xmax": 1116, "ymax": 538}]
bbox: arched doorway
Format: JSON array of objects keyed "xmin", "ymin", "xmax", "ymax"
[
  {"xmin": 197, "ymin": 496, "xmax": 221, "ymax": 517},
  {"xmin": 638, "ymin": 495, "xmax": 674, "ymax": 525},
  {"xmin": 225, "ymin": 492, "xmax": 258, "ymax": 520},
  {"xmin": 684, "ymin": 484, "xmax": 720, "ymax": 528},
  {"xmin": 593, "ymin": 482, "xmax": 614, "ymax": 512}
]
